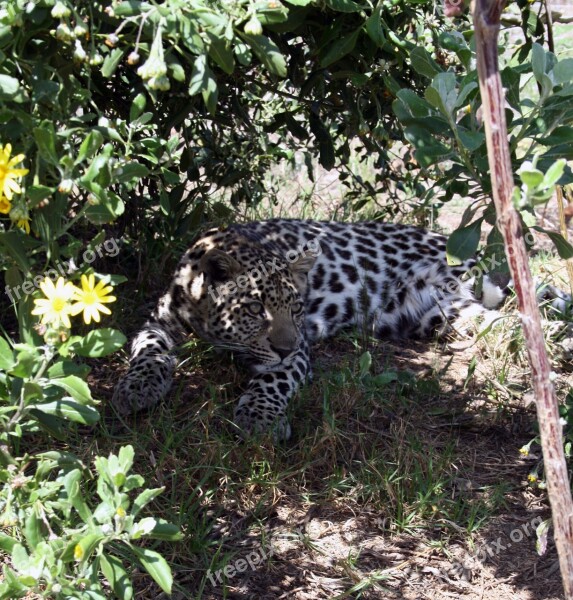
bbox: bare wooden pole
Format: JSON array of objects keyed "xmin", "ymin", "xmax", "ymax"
[{"xmin": 471, "ymin": 0, "xmax": 573, "ymax": 595}]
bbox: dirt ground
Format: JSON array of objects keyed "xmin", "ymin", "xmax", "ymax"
[{"xmin": 113, "ymin": 335, "xmax": 567, "ymax": 600}]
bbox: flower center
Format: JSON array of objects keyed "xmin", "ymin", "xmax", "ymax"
[
  {"xmin": 82, "ymin": 291, "xmax": 98, "ymax": 305},
  {"xmin": 52, "ymin": 297, "xmax": 67, "ymax": 312}
]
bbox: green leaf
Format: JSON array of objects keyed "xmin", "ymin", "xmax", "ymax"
[
  {"xmin": 114, "ymin": 1, "xmax": 144, "ymax": 16},
  {"xmin": 543, "ymin": 158, "xmax": 566, "ymax": 187},
  {"xmin": 101, "ymin": 48, "xmax": 125, "ymax": 78},
  {"xmin": 325, "ymin": 0, "xmax": 364, "ymax": 11},
  {"xmin": 0, "ymin": 74, "xmax": 20, "ymax": 99},
  {"xmin": 27, "ymin": 184, "xmax": 55, "ymax": 208},
  {"xmin": 0, "ymin": 231, "xmax": 31, "ymax": 272},
  {"xmin": 131, "ymin": 517, "xmax": 157, "ymax": 539},
  {"xmin": 538, "ymin": 126, "xmax": 573, "ymax": 146},
  {"xmin": 62, "ymin": 469, "xmax": 92, "ymax": 524},
  {"xmin": 206, "ymin": 32, "xmax": 234, "ymax": 74},
  {"xmin": 30, "ymin": 399, "xmax": 100, "ymax": 425},
  {"xmin": 131, "ymin": 547, "xmax": 173, "ymax": 595},
  {"xmin": 74, "ymin": 533, "xmax": 104, "ymax": 564},
  {"xmin": 425, "ymin": 72, "xmax": 458, "ymax": 118},
  {"xmin": 24, "ymin": 511, "xmax": 43, "ymax": 549},
  {"xmin": 365, "ymin": 3, "xmax": 385, "ymax": 47},
  {"xmin": 50, "ymin": 376, "xmax": 94, "ymax": 405},
  {"xmin": 446, "ymin": 219, "xmax": 482, "ymax": 265},
  {"xmin": 71, "ymin": 328, "xmax": 127, "ymax": 358},
  {"xmin": 47, "ymin": 360, "xmax": 91, "ymax": 379},
  {"xmin": 531, "ymin": 43, "xmax": 546, "ymax": 84},
  {"xmin": 553, "ymin": 58, "xmax": 573, "ymax": 85},
  {"xmin": 371, "ymin": 372, "xmax": 398, "ymax": 386},
  {"xmin": 100, "ymin": 554, "xmax": 133, "ymax": 600},
  {"xmin": 189, "ymin": 54, "xmax": 218, "ymax": 115},
  {"xmin": 455, "ymin": 81, "xmax": 478, "ymax": 108},
  {"xmin": 240, "ymin": 33, "xmax": 287, "ymax": 77},
  {"xmin": 115, "ymin": 161, "xmax": 149, "ymax": 184},
  {"xmin": 76, "ymin": 131, "xmax": 104, "ymax": 165},
  {"xmin": 118, "ymin": 445, "xmax": 134, "ymax": 474},
  {"xmin": 33, "ymin": 123, "xmax": 59, "ymax": 165},
  {"xmin": 309, "ymin": 110, "xmax": 335, "ymax": 170},
  {"xmin": 320, "ymin": 28, "xmax": 360, "ymax": 67},
  {"xmin": 30, "ymin": 409, "xmax": 66, "ymax": 440},
  {"xmin": 359, "ymin": 351, "xmax": 371, "ymax": 377},
  {"xmin": 519, "ymin": 168, "xmax": 544, "ymax": 189},
  {"xmin": 531, "ymin": 227, "xmax": 573, "ymax": 259},
  {"xmin": 130, "ymin": 93, "xmax": 147, "ymax": 122},
  {"xmin": 409, "ymin": 47, "xmax": 441, "ymax": 79},
  {"xmin": 85, "ymin": 193, "xmax": 125, "ymax": 225},
  {"xmin": 131, "ymin": 487, "xmax": 165, "ymax": 517},
  {"xmin": 148, "ymin": 519, "xmax": 183, "ymax": 541},
  {"xmin": 0, "ymin": 337, "xmax": 14, "ymax": 371},
  {"xmin": 0, "ymin": 532, "xmax": 17, "ymax": 553},
  {"xmin": 458, "ymin": 130, "xmax": 484, "ymax": 151},
  {"xmin": 23, "ymin": 381, "xmax": 43, "ymax": 404}
]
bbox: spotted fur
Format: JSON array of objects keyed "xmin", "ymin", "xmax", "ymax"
[{"xmin": 112, "ymin": 218, "xmax": 569, "ymax": 439}]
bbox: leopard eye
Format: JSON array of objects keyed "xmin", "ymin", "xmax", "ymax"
[
  {"xmin": 246, "ymin": 301, "xmax": 264, "ymax": 316},
  {"xmin": 291, "ymin": 301, "xmax": 304, "ymax": 316}
]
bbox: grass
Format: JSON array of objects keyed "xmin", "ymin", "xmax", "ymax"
[{"xmin": 74, "ymin": 299, "xmax": 559, "ymax": 598}]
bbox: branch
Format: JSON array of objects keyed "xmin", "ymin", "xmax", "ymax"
[{"xmin": 471, "ymin": 0, "xmax": 573, "ymax": 597}]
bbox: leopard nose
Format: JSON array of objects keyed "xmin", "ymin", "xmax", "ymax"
[{"xmin": 271, "ymin": 345, "xmax": 294, "ymax": 359}]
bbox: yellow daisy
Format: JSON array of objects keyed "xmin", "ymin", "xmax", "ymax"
[
  {"xmin": 0, "ymin": 197, "xmax": 11, "ymax": 214},
  {"xmin": 0, "ymin": 144, "xmax": 29, "ymax": 201},
  {"xmin": 71, "ymin": 274, "xmax": 116, "ymax": 324},
  {"xmin": 32, "ymin": 277, "xmax": 77, "ymax": 329},
  {"xmin": 16, "ymin": 217, "xmax": 31, "ymax": 234}
]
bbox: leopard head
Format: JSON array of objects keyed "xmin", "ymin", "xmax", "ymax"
[{"xmin": 192, "ymin": 244, "xmax": 316, "ymax": 369}]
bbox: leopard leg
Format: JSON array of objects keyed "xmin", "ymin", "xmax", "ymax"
[
  {"xmin": 233, "ymin": 342, "xmax": 311, "ymax": 441},
  {"xmin": 112, "ymin": 292, "xmax": 187, "ymax": 414}
]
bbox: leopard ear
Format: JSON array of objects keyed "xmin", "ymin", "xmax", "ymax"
[
  {"xmin": 199, "ymin": 249, "xmax": 242, "ymax": 282},
  {"xmin": 288, "ymin": 253, "xmax": 316, "ymax": 293},
  {"xmin": 289, "ymin": 253, "xmax": 316, "ymax": 277}
]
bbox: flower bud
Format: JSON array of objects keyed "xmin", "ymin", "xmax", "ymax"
[
  {"xmin": 89, "ymin": 53, "xmax": 104, "ymax": 66},
  {"xmin": 9, "ymin": 205, "xmax": 28, "ymax": 221},
  {"xmin": 58, "ymin": 179, "xmax": 73, "ymax": 194},
  {"xmin": 51, "ymin": 1, "xmax": 71, "ymax": 19},
  {"xmin": 73, "ymin": 40, "xmax": 87, "ymax": 62},
  {"xmin": 127, "ymin": 51, "xmax": 140, "ymax": 65},
  {"xmin": 55, "ymin": 23, "xmax": 73, "ymax": 42},
  {"xmin": 147, "ymin": 75, "xmax": 170, "ymax": 91},
  {"xmin": 74, "ymin": 23, "xmax": 88, "ymax": 38},
  {"xmin": 244, "ymin": 17, "xmax": 263, "ymax": 36},
  {"xmin": 105, "ymin": 33, "xmax": 119, "ymax": 48},
  {"xmin": 137, "ymin": 27, "xmax": 167, "ymax": 80}
]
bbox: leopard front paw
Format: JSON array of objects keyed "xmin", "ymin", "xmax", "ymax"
[
  {"xmin": 112, "ymin": 368, "xmax": 172, "ymax": 415},
  {"xmin": 234, "ymin": 393, "xmax": 291, "ymax": 442}
]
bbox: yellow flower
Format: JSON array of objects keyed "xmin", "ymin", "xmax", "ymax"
[
  {"xmin": 31, "ymin": 277, "xmax": 77, "ymax": 329},
  {"xmin": 16, "ymin": 216, "xmax": 30, "ymax": 234},
  {"xmin": 528, "ymin": 473, "xmax": 538, "ymax": 483},
  {"xmin": 0, "ymin": 197, "xmax": 11, "ymax": 214},
  {"xmin": 0, "ymin": 144, "xmax": 29, "ymax": 201},
  {"xmin": 71, "ymin": 274, "xmax": 116, "ymax": 324}
]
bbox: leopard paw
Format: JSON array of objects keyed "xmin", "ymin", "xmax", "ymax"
[
  {"xmin": 234, "ymin": 393, "xmax": 291, "ymax": 442},
  {"xmin": 112, "ymin": 369, "xmax": 172, "ymax": 415}
]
